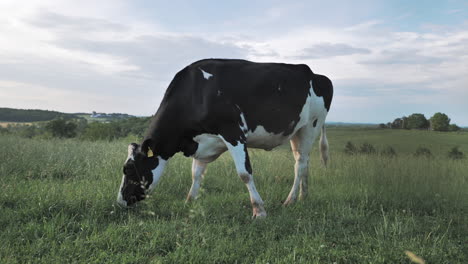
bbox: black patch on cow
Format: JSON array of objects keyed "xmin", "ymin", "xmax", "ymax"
[
  {"xmin": 313, "ymin": 119, "xmax": 318, "ymax": 127},
  {"xmin": 244, "ymin": 144, "xmax": 252, "ymax": 175},
  {"xmin": 311, "ymin": 74, "xmax": 333, "ymax": 111}
]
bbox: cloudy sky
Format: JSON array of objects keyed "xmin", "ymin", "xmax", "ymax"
[{"xmin": 1, "ymin": 0, "xmax": 467, "ymax": 125}]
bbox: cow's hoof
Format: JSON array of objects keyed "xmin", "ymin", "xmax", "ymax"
[
  {"xmin": 282, "ymin": 198, "xmax": 297, "ymax": 206},
  {"xmin": 252, "ymin": 211, "xmax": 267, "ymax": 219}
]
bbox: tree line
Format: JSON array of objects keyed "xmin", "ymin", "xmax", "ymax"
[
  {"xmin": 0, "ymin": 107, "xmax": 77, "ymax": 122},
  {"xmin": 0, "ymin": 117, "xmax": 152, "ymax": 141},
  {"xmin": 379, "ymin": 112, "xmax": 461, "ymax": 132}
]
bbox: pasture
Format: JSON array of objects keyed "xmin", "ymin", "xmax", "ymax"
[
  {"xmin": 0, "ymin": 122, "xmax": 34, "ymax": 128},
  {"xmin": 1, "ymin": 128, "xmax": 467, "ymax": 263}
]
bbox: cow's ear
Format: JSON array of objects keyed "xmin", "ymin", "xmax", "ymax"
[{"xmin": 141, "ymin": 138, "xmax": 154, "ymax": 157}]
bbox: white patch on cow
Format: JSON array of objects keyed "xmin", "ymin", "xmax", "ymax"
[
  {"xmin": 221, "ymin": 139, "xmax": 250, "ymax": 175},
  {"xmin": 293, "ymin": 81, "xmax": 327, "ymax": 131},
  {"xmin": 239, "ymin": 112, "xmax": 248, "ymax": 133},
  {"xmin": 199, "ymin": 68, "xmax": 213, "ymax": 80},
  {"xmin": 217, "ymin": 90, "xmax": 221, "ymax": 96},
  {"xmin": 245, "ymin": 125, "xmax": 288, "ymax": 150},
  {"xmin": 117, "ymin": 145, "xmax": 137, "ymax": 207},
  {"xmin": 192, "ymin": 134, "xmax": 227, "ymax": 162},
  {"xmin": 148, "ymin": 157, "xmax": 167, "ymax": 193},
  {"xmin": 219, "ymin": 137, "xmax": 266, "ymax": 218},
  {"xmin": 116, "ymin": 175, "xmax": 127, "ymax": 207},
  {"xmin": 127, "ymin": 144, "xmax": 136, "ymax": 161},
  {"xmin": 186, "ymin": 159, "xmax": 208, "ymax": 201},
  {"xmin": 278, "ymin": 85, "xmax": 281, "ymax": 91}
]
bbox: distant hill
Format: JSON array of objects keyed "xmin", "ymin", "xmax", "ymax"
[
  {"xmin": 0, "ymin": 107, "xmax": 138, "ymax": 123},
  {"xmin": 0, "ymin": 108, "xmax": 77, "ymax": 122}
]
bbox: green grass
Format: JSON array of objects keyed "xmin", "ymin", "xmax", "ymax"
[{"xmin": 1, "ymin": 128, "xmax": 467, "ymax": 263}]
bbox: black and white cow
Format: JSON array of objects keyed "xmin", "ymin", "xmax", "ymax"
[{"xmin": 117, "ymin": 59, "xmax": 333, "ymax": 218}]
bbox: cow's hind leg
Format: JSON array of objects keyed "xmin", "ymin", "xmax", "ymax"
[
  {"xmin": 186, "ymin": 159, "xmax": 208, "ymax": 202},
  {"xmin": 221, "ymin": 138, "xmax": 266, "ymax": 218},
  {"xmin": 319, "ymin": 125, "xmax": 329, "ymax": 166},
  {"xmin": 284, "ymin": 124, "xmax": 321, "ymax": 205}
]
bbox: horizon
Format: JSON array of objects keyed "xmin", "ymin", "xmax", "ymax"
[
  {"xmin": 3, "ymin": 106, "xmax": 466, "ymax": 128},
  {"xmin": 1, "ymin": 1, "xmax": 467, "ymax": 126}
]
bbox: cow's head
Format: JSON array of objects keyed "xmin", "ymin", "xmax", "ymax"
[{"xmin": 117, "ymin": 140, "xmax": 158, "ymax": 207}]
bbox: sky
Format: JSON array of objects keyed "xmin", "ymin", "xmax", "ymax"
[{"xmin": 0, "ymin": 0, "xmax": 467, "ymax": 125}]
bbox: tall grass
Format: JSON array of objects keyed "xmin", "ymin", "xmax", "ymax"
[{"xmin": 1, "ymin": 128, "xmax": 467, "ymax": 263}]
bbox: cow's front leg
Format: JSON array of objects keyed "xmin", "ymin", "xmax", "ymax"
[
  {"xmin": 221, "ymin": 138, "xmax": 266, "ymax": 218},
  {"xmin": 186, "ymin": 159, "xmax": 207, "ymax": 202}
]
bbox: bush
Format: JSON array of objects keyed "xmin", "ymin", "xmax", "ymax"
[
  {"xmin": 344, "ymin": 141, "xmax": 357, "ymax": 155},
  {"xmin": 19, "ymin": 125, "xmax": 39, "ymax": 138},
  {"xmin": 448, "ymin": 147, "xmax": 464, "ymax": 160},
  {"xmin": 414, "ymin": 147, "xmax": 433, "ymax": 158},
  {"xmin": 80, "ymin": 122, "xmax": 119, "ymax": 141},
  {"xmin": 45, "ymin": 119, "xmax": 77, "ymax": 138},
  {"xmin": 0, "ymin": 126, "xmax": 10, "ymax": 135},
  {"xmin": 381, "ymin": 146, "xmax": 397, "ymax": 157},
  {"xmin": 359, "ymin": 143, "xmax": 376, "ymax": 154}
]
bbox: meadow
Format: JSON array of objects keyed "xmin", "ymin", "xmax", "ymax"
[{"xmin": 0, "ymin": 128, "xmax": 467, "ymax": 263}]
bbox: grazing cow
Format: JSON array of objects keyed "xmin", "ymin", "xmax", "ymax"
[{"xmin": 117, "ymin": 59, "xmax": 333, "ymax": 218}]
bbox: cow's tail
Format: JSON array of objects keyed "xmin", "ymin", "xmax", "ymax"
[{"xmin": 319, "ymin": 125, "xmax": 329, "ymax": 166}]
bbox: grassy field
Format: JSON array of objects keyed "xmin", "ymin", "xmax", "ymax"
[
  {"xmin": 0, "ymin": 122, "xmax": 34, "ymax": 128},
  {"xmin": 1, "ymin": 128, "xmax": 467, "ymax": 263}
]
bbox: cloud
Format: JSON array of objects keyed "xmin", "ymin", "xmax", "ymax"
[
  {"xmin": 1, "ymin": 2, "xmax": 467, "ymax": 125},
  {"xmin": 26, "ymin": 11, "xmax": 128, "ymax": 32},
  {"xmin": 293, "ymin": 43, "xmax": 371, "ymax": 59},
  {"xmin": 53, "ymin": 34, "xmax": 249, "ymax": 79},
  {"xmin": 0, "ymin": 7, "xmax": 250, "ymax": 115},
  {"xmin": 360, "ymin": 49, "xmax": 444, "ymax": 65}
]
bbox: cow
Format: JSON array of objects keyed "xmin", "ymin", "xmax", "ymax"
[{"xmin": 117, "ymin": 59, "xmax": 333, "ymax": 218}]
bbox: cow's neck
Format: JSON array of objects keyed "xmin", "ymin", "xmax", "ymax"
[{"xmin": 144, "ymin": 108, "xmax": 185, "ymax": 160}]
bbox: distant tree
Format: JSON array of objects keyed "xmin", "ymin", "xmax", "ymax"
[
  {"xmin": 45, "ymin": 119, "xmax": 77, "ymax": 138},
  {"xmin": 448, "ymin": 124, "xmax": 461, "ymax": 132},
  {"xmin": 391, "ymin": 118, "xmax": 404, "ymax": 129},
  {"xmin": 402, "ymin": 116, "xmax": 409, "ymax": 129},
  {"xmin": 74, "ymin": 118, "xmax": 88, "ymax": 135},
  {"xmin": 378, "ymin": 123, "xmax": 387, "ymax": 129},
  {"xmin": 430, "ymin": 113, "xmax": 450, "ymax": 131},
  {"xmin": 406, "ymin": 113, "xmax": 430, "ymax": 129},
  {"xmin": 0, "ymin": 107, "xmax": 76, "ymax": 122}
]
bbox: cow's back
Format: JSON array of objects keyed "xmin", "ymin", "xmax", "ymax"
[{"xmin": 147, "ymin": 59, "xmax": 332, "ymax": 158}]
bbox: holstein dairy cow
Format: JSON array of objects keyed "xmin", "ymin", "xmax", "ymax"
[{"xmin": 117, "ymin": 59, "xmax": 333, "ymax": 218}]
